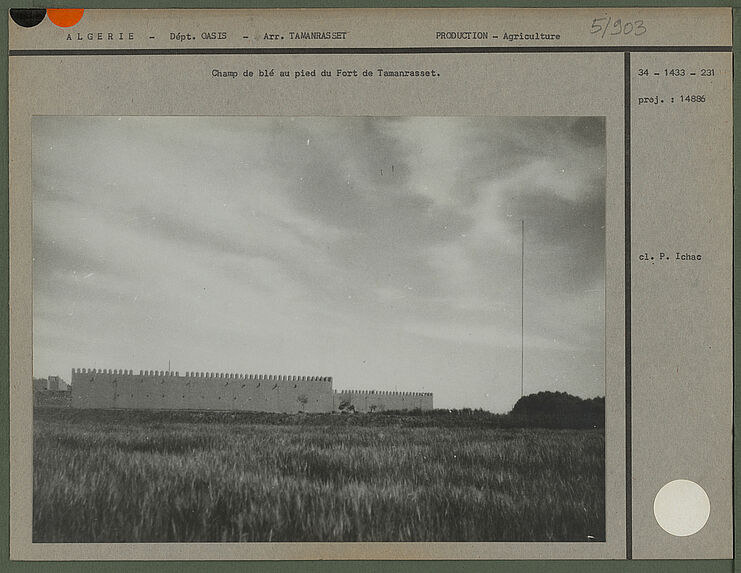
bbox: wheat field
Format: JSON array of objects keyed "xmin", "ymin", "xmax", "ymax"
[{"xmin": 33, "ymin": 407, "xmax": 605, "ymax": 542}]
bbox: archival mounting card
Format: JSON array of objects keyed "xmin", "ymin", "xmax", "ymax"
[{"xmin": 7, "ymin": 7, "xmax": 733, "ymax": 562}]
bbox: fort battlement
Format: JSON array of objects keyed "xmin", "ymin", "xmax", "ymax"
[
  {"xmin": 71, "ymin": 367, "xmax": 432, "ymax": 414},
  {"xmin": 335, "ymin": 389, "xmax": 432, "ymax": 397},
  {"xmin": 72, "ymin": 368, "xmax": 332, "ymax": 383}
]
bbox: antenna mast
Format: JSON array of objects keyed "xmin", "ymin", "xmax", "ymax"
[{"xmin": 521, "ymin": 219, "xmax": 525, "ymax": 398}]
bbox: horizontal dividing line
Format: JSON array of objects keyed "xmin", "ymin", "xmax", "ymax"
[{"xmin": 8, "ymin": 45, "xmax": 733, "ymax": 56}]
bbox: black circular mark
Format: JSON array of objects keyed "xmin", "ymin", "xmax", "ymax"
[{"xmin": 10, "ymin": 8, "xmax": 46, "ymax": 28}]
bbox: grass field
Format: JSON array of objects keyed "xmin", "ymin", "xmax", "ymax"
[{"xmin": 33, "ymin": 407, "xmax": 605, "ymax": 542}]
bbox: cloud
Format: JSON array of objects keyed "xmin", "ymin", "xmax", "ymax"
[{"xmin": 33, "ymin": 116, "xmax": 605, "ymax": 411}]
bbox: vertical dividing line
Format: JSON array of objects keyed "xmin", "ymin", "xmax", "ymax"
[
  {"xmin": 624, "ymin": 51, "xmax": 633, "ymax": 560},
  {"xmin": 521, "ymin": 219, "xmax": 524, "ymax": 399}
]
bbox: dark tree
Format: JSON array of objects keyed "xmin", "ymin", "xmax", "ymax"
[{"xmin": 510, "ymin": 391, "xmax": 604, "ymax": 429}]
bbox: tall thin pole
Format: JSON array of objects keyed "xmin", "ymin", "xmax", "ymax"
[{"xmin": 521, "ymin": 219, "xmax": 524, "ymax": 398}]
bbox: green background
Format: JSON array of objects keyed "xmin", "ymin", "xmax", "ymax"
[{"xmin": 1, "ymin": 1, "xmax": 738, "ymax": 571}]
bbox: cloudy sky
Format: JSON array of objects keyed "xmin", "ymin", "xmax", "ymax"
[{"xmin": 33, "ymin": 116, "xmax": 605, "ymax": 412}]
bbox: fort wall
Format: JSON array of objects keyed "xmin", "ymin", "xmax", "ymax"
[
  {"xmin": 333, "ymin": 389, "xmax": 433, "ymax": 412},
  {"xmin": 71, "ymin": 369, "xmax": 333, "ymax": 413},
  {"xmin": 70, "ymin": 368, "xmax": 434, "ymax": 413}
]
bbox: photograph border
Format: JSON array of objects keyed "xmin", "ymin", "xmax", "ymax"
[
  {"xmin": 2, "ymin": 1, "xmax": 738, "ymax": 572},
  {"xmin": 29, "ymin": 113, "xmax": 609, "ymax": 546}
]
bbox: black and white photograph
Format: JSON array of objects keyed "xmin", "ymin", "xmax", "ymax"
[{"xmin": 32, "ymin": 115, "xmax": 606, "ymax": 543}]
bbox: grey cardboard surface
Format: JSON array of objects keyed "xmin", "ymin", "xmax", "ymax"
[{"xmin": 6, "ymin": 7, "xmax": 734, "ymax": 562}]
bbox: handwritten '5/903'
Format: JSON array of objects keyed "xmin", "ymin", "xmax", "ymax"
[{"xmin": 590, "ymin": 18, "xmax": 647, "ymax": 38}]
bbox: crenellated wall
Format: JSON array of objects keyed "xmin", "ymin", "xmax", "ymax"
[
  {"xmin": 71, "ymin": 369, "xmax": 334, "ymax": 413},
  {"xmin": 333, "ymin": 389, "xmax": 433, "ymax": 412},
  {"xmin": 70, "ymin": 368, "xmax": 433, "ymax": 413}
]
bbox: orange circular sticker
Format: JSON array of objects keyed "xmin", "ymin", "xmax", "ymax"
[{"xmin": 47, "ymin": 9, "xmax": 84, "ymax": 28}]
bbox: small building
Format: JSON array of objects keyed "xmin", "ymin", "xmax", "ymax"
[
  {"xmin": 33, "ymin": 376, "xmax": 71, "ymax": 392},
  {"xmin": 47, "ymin": 376, "xmax": 70, "ymax": 392}
]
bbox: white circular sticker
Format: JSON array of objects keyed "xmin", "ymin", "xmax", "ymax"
[{"xmin": 653, "ymin": 479, "xmax": 710, "ymax": 537}]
